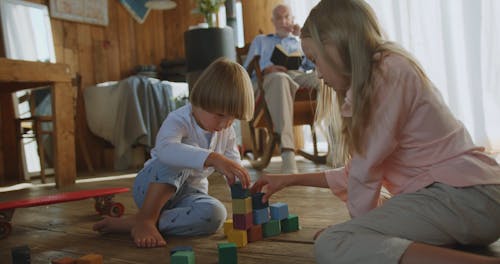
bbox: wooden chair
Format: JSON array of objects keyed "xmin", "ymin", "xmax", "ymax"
[
  {"xmin": 15, "ymin": 73, "xmax": 94, "ymax": 183},
  {"xmin": 15, "ymin": 90, "xmax": 53, "ymax": 183},
  {"xmin": 237, "ymin": 45, "xmax": 327, "ymax": 170}
]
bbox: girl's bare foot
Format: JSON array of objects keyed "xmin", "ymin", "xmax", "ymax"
[
  {"xmin": 92, "ymin": 215, "xmax": 136, "ymax": 234},
  {"xmin": 131, "ymin": 221, "xmax": 167, "ymax": 248}
]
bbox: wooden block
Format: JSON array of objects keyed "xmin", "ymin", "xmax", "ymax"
[
  {"xmin": 262, "ymin": 219, "xmax": 281, "ymax": 238},
  {"xmin": 223, "ymin": 219, "xmax": 234, "ymax": 236},
  {"xmin": 232, "ymin": 197, "xmax": 252, "ymax": 214},
  {"xmin": 230, "ymin": 182, "xmax": 250, "ymax": 199},
  {"xmin": 253, "ymin": 207, "xmax": 269, "ymax": 225},
  {"xmin": 281, "ymin": 214, "xmax": 300, "ymax": 233},
  {"xmin": 75, "ymin": 254, "xmax": 103, "ymax": 264},
  {"xmin": 171, "ymin": 251, "xmax": 195, "ymax": 264},
  {"xmin": 170, "ymin": 246, "xmax": 193, "ymax": 255},
  {"xmin": 11, "ymin": 245, "xmax": 30, "ymax": 264},
  {"xmin": 227, "ymin": 229, "xmax": 248, "ymax": 248},
  {"xmin": 218, "ymin": 242, "xmax": 237, "ymax": 264},
  {"xmin": 51, "ymin": 257, "xmax": 76, "ymax": 264},
  {"xmin": 251, "ymin": 192, "xmax": 268, "ymax": 210},
  {"xmin": 233, "ymin": 212, "xmax": 253, "ymax": 230},
  {"xmin": 247, "ymin": 224, "xmax": 263, "ymax": 242},
  {"xmin": 270, "ymin": 202, "xmax": 289, "ymax": 220}
]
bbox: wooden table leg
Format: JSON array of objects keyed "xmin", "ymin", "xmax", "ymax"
[
  {"xmin": 51, "ymin": 82, "xmax": 76, "ymax": 187},
  {"xmin": 0, "ymin": 93, "xmax": 22, "ymax": 185}
]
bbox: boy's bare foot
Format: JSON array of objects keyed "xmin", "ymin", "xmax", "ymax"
[
  {"xmin": 131, "ymin": 221, "xmax": 167, "ymax": 248},
  {"xmin": 92, "ymin": 215, "xmax": 136, "ymax": 234}
]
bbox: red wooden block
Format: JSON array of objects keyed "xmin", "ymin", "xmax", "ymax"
[{"xmin": 247, "ymin": 224, "xmax": 263, "ymax": 242}]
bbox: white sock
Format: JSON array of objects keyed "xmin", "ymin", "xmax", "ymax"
[{"xmin": 281, "ymin": 150, "xmax": 298, "ymax": 174}]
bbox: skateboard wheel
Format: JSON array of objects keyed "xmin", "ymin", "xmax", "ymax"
[
  {"xmin": 108, "ymin": 203, "xmax": 124, "ymax": 217},
  {"xmin": 94, "ymin": 201, "xmax": 106, "ymax": 214},
  {"xmin": 0, "ymin": 221, "xmax": 12, "ymax": 239}
]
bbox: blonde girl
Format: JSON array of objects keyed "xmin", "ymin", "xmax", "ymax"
[{"xmin": 251, "ymin": 1, "xmax": 500, "ymax": 263}]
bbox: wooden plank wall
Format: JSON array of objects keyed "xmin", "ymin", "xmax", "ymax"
[{"xmin": 1, "ymin": 0, "xmax": 282, "ymax": 173}]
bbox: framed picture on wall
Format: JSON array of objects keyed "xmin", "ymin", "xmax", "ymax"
[
  {"xmin": 119, "ymin": 0, "xmax": 150, "ymax": 24},
  {"xmin": 49, "ymin": 0, "xmax": 108, "ymax": 26}
]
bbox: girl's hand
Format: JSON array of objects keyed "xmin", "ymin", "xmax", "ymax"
[
  {"xmin": 250, "ymin": 173, "xmax": 291, "ymax": 203},
  {"xmin": 205, "ymin": 152, "xmax": 250, "ymax": 188}
]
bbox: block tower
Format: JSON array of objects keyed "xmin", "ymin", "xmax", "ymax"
[{"xmin": 224, "ymin": 182, "xmax": 300, "ymax": 247}]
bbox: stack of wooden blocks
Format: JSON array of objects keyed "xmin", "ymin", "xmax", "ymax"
[{"xmin": 224, "ymin": 182, "xmax": 300, "ymax": 248}]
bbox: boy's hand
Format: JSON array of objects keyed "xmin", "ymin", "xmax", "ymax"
[{"xmin": 205, "ymin": 152, "xmax": 250, "ymax": 188}]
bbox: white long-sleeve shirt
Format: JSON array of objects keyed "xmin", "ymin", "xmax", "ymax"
[{"xmin": 146, "ymin": 104, "xmax": 241, "ymax": 193}]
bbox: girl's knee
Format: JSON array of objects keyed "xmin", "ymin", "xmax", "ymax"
[{"xmin": 314, "ymin": 228, "xmax": 354, "ymax": 264}]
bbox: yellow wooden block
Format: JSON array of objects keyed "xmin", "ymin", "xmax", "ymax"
[
  {"xmin": 227, "ymin": 229, "xmax": 248, "ymax": 248},
  {"xmin": 223, "ymin": 219, "xmax": 234, "ymax": 235},
  {"xmin": 232, "ymin": 197, "xmax": 252, "ymax": 214}
]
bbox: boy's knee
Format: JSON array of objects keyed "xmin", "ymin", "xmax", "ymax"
[{"xmin": 195, "ymin": 199, "xmax": 227, "ymax": 234}]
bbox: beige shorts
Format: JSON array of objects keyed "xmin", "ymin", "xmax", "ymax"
[{"xmin": 314, "ymin": 183, "xmax": 500, "ymax": 264}]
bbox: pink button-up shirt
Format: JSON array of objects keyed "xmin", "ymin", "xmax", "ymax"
[{"xmin": 325, "ymin": 53, "xmax": 500, "ymax": 218}]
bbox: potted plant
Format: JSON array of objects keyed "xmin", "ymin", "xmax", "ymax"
[
  {"xmin": 192, "ymin": 0, "xmax": 226, "ymax": 27},
  {"xmin": 185, "ymin": 0, "xmax": 235, "ymax": 89}
]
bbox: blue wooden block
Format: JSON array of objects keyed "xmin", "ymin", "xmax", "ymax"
[
  {"xmin": 253, "ymin": 208, "xmax": 269, "ymax": 225},
  {"xmin": 270, "ymin": 202, "xmax": 289, "ymax": 220},
  {"xmin": 11, "ymin": 245, "xmax": 30, "ymax": 264},
  {"xmin": 251, "ymin": 192, "xmax": 268, "ymax": 210},
  {"xmin": 230, "ymin": 182, "xmax": 250, "ymax": 199},
  {"xmin": 170, "ymin": 245, "xmax": 193, "ymax": 255}
]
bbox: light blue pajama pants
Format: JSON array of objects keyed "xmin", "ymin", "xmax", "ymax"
[
  {"xmin": 132, "ymin": 159, "xmax": 227, "ymax": 236},
  {"xmin": 315, "ymin": 183, "xmax": 500, "ymax": 264}
]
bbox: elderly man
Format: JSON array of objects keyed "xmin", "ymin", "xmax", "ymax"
[{"xmin": 244, "ymin": 4, "xmax": 320, "ymax": 173}]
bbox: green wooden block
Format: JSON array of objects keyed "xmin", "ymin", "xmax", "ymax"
[
  {"xmin": 171, "ymin": 251, "xmax": 195, "ymax": 264},
  {"xmin": 262, "ymin": 219, "xmax": 281, "ymax": 237},
  {"xmin": 281, "ymin": 214, "xmax": 299, "ymax": 232},
  {"xmin": 218, "ymin": 242, "xmax": 237, "ymax": 264}
]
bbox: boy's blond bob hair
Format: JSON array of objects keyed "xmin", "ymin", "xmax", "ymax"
[{"xmin": 190, "ymin": 57, "xmax": 254, "ymax": 121}]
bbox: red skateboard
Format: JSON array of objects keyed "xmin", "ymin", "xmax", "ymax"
[{"xmin": 0, "ymin": 187, "xmax": 130, "ymax": 239}]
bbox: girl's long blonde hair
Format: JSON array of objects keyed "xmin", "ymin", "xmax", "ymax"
[{"xmin": 302, "ymin": 0, "xmax": 432, "ymax": 166}]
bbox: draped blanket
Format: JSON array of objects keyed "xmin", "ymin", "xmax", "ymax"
[{"xmin": 84, "ymin": 75, "xmax": 188, "ymax": 170}]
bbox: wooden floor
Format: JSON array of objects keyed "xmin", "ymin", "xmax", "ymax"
[{"xmin": 1, "ymin": 157, "xmax": 499, "ymax": 264}]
